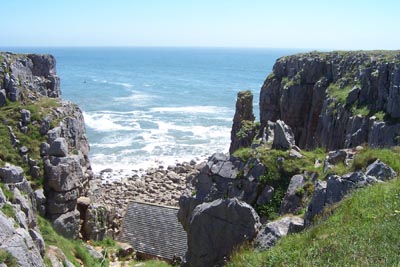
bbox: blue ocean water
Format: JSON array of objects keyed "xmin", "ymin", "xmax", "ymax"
[{"xmin": 4, "ymin": 47, "xmax": 302, "ymax": 176}]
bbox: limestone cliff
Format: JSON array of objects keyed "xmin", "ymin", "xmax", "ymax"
[
  {"xmin": 0, "ymin": 51, "xmax": 93, "ymax": 259},
  {"xmin": 259, "ymin": 51, "xmax": 400, "ymax": 150}
]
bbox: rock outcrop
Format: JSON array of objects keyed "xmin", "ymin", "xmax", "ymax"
[
  {"xmin": 182, "ymin": 198, "xmax": 261, "ymax": 267},
  {"xmin": 229, "ymin": 90, "xmax": 256, "ymax": 154},
  {"xmin": 305, "ymin": 159, "xmax": 397, "ymax": 224},
  {"xmin": 254, "ymin": 215, "xmax": 304, "ymax": 251},
  {"xmin": 259, "ymin": 51, "xmax": 400, "ymax": 150},
  {"xmin": 0, "ymin": 53, "xmax": 60, "ymax": 100}
]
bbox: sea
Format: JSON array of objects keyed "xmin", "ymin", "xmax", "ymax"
[{"xmin": 3, "ymin": 47, "xmax": 303, "ymax": 179}]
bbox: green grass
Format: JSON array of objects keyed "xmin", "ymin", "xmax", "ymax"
[
  {"xmin": 0, "ymin": 249, "xmax": 18, "ymax": 267},
  {"xmin": 38, "ymin": 216, "xmax": 108, "ymax": 267},
  {"xmin": 1, "ymin": 204, "xmax": 17, "ymax": 221},
  {"xmin": 228, "ymin": 177, "xmax": 400, "ymax": 267},
  {"xmin": 0, "ymin": 183, "xmax": 13, "ymax": 201},
  {"xmin": 327, "ymin": 83, "xmax": 353, "ymax": 104}
]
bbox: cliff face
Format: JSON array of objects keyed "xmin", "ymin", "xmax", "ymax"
[
  {"xmin": 0, "ymin": 51, "xmax": 93, "ymax": 252},
  {"xmin": 259, "ymin": 51, "xmax": 400, "ymax": 150},
  {"xmin": 0, "ymin": 53, "xmax": 60, "ymax": 101}
]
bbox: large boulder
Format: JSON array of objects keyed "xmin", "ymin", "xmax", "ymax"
[
  {"xmin": 0, "ymin": 165, "xmax": 24, "ymax": 183},
  {"xmin": 183, "ymin": 198, "xmax": 261, "ymax": 267},
  {"xmin": 254, "ymin": 216, "xmax": 304, "ymax": 250},
  {"xmin": 20, "ymin": 109, "xmax": 31, "ymax": 126},
  {"xmin": 48, "ymin": 137, "xmax": 68, "ymax": 157},
  {"xmin": 0, "ymin": 165, "xmax": 31, "ymax": 194},
  {"xmin": 272, "ymin": 120, "xmax": 296, "ymax": 150},
  {"xmin": 44, "ymin": 156, "xmax": 83, "ymax": 192},
  {"xmin": 51, "ymin": 210, "xmax": 80, "ymax": 239},
  {"xmin": 365, "ymin": 159, "xmax": 397, "ymax": 180}
]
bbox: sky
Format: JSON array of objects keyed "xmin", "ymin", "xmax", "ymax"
[{"xmin": 0, "ymin": 0, "xmax": 399, "ymax": 50}]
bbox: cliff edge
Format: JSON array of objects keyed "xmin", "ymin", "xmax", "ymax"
[{"xmin": 258, "ymin": 51, "xmax": 400, "ymax": 150}]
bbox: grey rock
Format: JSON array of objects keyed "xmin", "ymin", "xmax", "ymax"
[
  {"xmin": 20, "ymin": 109, "xmax": 31, "ymax": 126},
  {"xmin": 229, "ymin": 90, "xmax": 256, "ymax": 154},
  {"xmin": 0, "ymin": 89, "xmax": 6, "ymax": 107},
  {"xmin": 259, "ymin": 52, "xmax": 400, "ymax": 150},
  {"xmin": 272, "ymin": 120, "xmax": 295, "ymax": 150},
  {"xmin": 30, "ymin": 165, "xmax": 41, "ymax": 179},
  {"xmin": 40, "ymin": 142, "xmax": 50, "ymax": 157},
  {"xmin": 325, "ymin": 172, "xmax": 368, "ymax": 205},
  {"xmin": 0, "ymin": 212, "xmax": 45, "ymax": 267},
  {"xmin": 365, "ymin": 159, "xmax": 397, "ymax": 181},
  {"xmin": 0, "ymin": 165, "xmax": 24, "ymax": 183},
  {"xmin": 304, "ymin": 181, "xmax": 327, "ymax": 225},
  {"xmin": 51, "ymin": 209, "xmax": 80, "ymax": 239},
  {"xmin": 183, "ymin": 198, "xmax": 260, "ymax": 267},
  {"xmin": 34, "ymin": 189, "xmax": 46, "ymax": 217},
  {"xmin": 84, "ymin": 244, "xmax": 103, "ymax": 259},
  {"xmin": 44, "ymin": 156, "xmax": 83, "ymax": 192},
  {"xmin": 7, "ymin": 125, "xmax": 19, "ymax": 146},
  {"xmin": 8, "ymin": 85, "xmax": 20, "ymax": 102},
  {"xmin": 326, "ymin": 150, "xmax": 348, "ymax": 165},
  {"xmin": 255, "ymin": 216, "xmax": 304, "ymax": 251},
  {"xmin": 256, "ymin": 185, "xmax": 274, "ymax": 206},
  {"xmin": 289, "ymin": 148, "xmax": 304, "ymax": 159},
  {"xmin": 46, "ymin": 199, "xmax": 77, "ymax": 215},
  {"xmin": 279, "ymin": 174, "xmax": 306, "ymax": 214},
  {"xmin": 46, "ymin": 245, "xmax": 75, "ymax": 267},
  {"xmin": 12, "ymin": 188, "xmax": 36, "ymax": 228},
  {"xmin": 346, "ymin": 86, "xmax": 361, "ymax": 106},
  {"xmin": 83, "ymin": 204, "xmax": 107, "ymax": 241},
  {"xmin": 29, "ymin": 229, "xmax": 46, "ymax": 256},
  {"xmin": 0, "ymin": 187, "xmax": 6, "ymax": 208},
  {"xmin": 47, "ymin": 127, "xmax": 61, "ymax": 145},
  {"xmin": 19, "ymin": 146, "xmax": 29, "ymax": 155},
  {"xmin": 39, "ymin": 116, "xmax": 52, "ymax": 135},
  {"xmin": 48, "ymin": 137, "xmax": 68, "ymax": 157}
]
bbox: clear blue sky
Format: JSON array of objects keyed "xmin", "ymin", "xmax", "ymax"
[{"xmin": 1, "ymin": 0, "xmax": 399, "ymax": 50}]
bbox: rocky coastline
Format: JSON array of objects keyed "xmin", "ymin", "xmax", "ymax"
[{"xmin": 1, "ymin": 50, "xmax": 400, "ymax": 267}]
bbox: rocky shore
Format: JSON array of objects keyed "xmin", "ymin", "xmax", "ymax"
[{"xmin": 87, "ymin": 160, "xmax": 202, "ymax": 234}]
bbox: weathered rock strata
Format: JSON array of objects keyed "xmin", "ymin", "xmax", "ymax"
[{"xmin": 259, "ymin": 51, "xmax": 400, "ymax": 150}]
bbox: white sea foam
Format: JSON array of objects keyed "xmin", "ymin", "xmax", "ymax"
[
  {"xmin": 83, "ymin": 112, "xmax": 141, "ymax": 132},
  {"xmin": 150, "ymin": 106, "xmax": 232, "ymax": 114},
  {"xmin": 92, "ymin": 79, "xmax": 134, "ymax": 88}
]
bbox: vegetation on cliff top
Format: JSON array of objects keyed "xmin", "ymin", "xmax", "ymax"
[
  {"xmin": 228, "ymin": 175, "xmax": 400, "ymax": 266},
  {"xmin": 0, "ymin": 96, "xmax": 60, "ymax": 186}
]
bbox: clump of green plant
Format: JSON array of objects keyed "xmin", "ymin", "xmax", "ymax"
[
  {"xmin": 1, "ymin": 204, "xmax": 16, "ymax": 220},
  {"xmin": 233, "ymin": 147, "xmax": 253, "ymax": 162},
  {"xmin": 0, "ymin": 183, "xmax": 13, "ymax": 201},
  {"xmin": 327, "ymin": 83, "xmax": 353, "ymax": 104},
  {"xmin": 0, "ymin": 249, "xmax": 18, "ymax": 267},
  {"xmin": 235, "ymin": 120, "xmax": 255, "ymax": 140}
]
